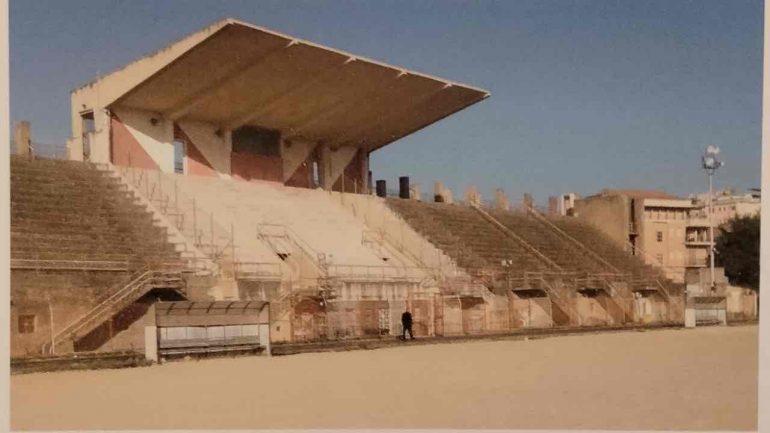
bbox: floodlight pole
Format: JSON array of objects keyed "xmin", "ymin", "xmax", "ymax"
[
  {"xmin": 708, "ymin": 170, "xmax": 715, "ymax": 292},
  {"xmin": 702, "ymin": 145, "xmax": 722, "ymax": 293}
]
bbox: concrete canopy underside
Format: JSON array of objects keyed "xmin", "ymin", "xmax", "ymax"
[{"xmin": 110, "ymin": 20, "xmax": 489, "ymax": 152}]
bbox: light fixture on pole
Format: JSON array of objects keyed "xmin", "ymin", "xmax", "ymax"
[{"xmin": 701, "ymin": 144, "xmax": 724, "ymax": 293}]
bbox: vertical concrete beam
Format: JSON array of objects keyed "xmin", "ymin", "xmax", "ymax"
[
  {"xmin": 281, "ymin": 139, "xmax": 318, "ymax": 183},
  {"xmin": 14, "ymin": 121, "xmax": 31, "ymax": 156},
  {"xmin": 495, "ymin": 188, "xmax": 510, "ymax": 211},
  {"xmin": 320, "ymin": 144, "xmax": 358, "ymax": 190},
  {"xmin": 143, "ymin": 303, "xmax": 158, "ymax": 362},
  {"xmin": 466, "ymin": 185, "xmax": 481, "ymax": 207},
  {"xmin": 434, "ymin": 181, "xmax": 454, "ymax": 204},
  {"xmin": 548, "ymin": 196, "xmax": 558, "ymax": 216},
  {"xmin": 259, "ymin": 323, "xmax": 272, "ymax": 356},
  {"xmin": 410, "ymin": 183, "xmax": 422, "ymax": 201},
  {"xmin": 523, "ymin": 193, "xmax": 534, "ymax": 210}
]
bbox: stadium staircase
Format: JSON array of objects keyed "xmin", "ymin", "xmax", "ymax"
[
  {"xmin": 385, "ymin": 199, "xmax": 549, "ymax": 287},
  {"xmin": 11, "ymin": 157, "xmax": 190, "ymax": 268},
  {"xmin": 482, "ymin": 207, "xmax": 635, "ymax": 322},
  {"xmin": 10, "ymin": 156, "xmax": 195, "ymax": 353},
  {"xmin": 545, "ymin": 213, "xmax": 679, "ymax": 299},
  {"xmin": 387, "ymin": 198, "xmax": 679, "ymax": 324},
  {"xmin": 43, "ymin": 267, "xmax": 186, "ymax": 354}
]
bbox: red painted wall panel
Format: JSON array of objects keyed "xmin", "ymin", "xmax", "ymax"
[
  {"xmin": 110, "ymin": 114, "xmax": 157, "ymax": 169},
  {"xmin": 231, "ymin": 152, "xmax": 283, "ymax": 183},
  {"xmin": 333, "ymin": 149, "xmax": 364, "ymax": 193},
  {"xmin": 174, "ymin": 126, "xmax": 218, "ymax": 177}
]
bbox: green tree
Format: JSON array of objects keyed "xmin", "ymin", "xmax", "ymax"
[{"xmin": 715, "ymin": 214, "xmax": 760, "ymax": 289}]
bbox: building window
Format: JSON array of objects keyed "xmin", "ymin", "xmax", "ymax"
[
  {"xmin": 173, "ymin": 139, "xmax": 186, "ymax": 174},
  {"xmin": 656, "ymin": 254, "xmax": 664, "ymax": 264},
  {"xmin": 656, "ymin": 231, "xmax": 663, "ymax": 242},
  {"xmin": 18, "ymin": 315, "xmax": 35, "ymax": 334},
  {"xmin": 232, "ymin": 126, "xmax": 281, "ymax": 157}
]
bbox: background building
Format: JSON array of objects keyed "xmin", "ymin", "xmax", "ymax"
[
  {"xmin": 690, "ymin": 188, "xmax": 761, "ymax": 227},
  {"xmin": 572, "ymin": 189, "xmax": 709, "ymax": 284}
]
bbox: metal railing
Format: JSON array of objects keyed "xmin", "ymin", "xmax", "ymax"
[
  {"xmin": 11, "ymin": 141, "xmax": 69, "ymax": 160},
  {"xmin": 41, "ymin": 265, "xmax": 184, "ymax": 354},
  {"xmin": 472, "ymin": 205, "xmax": 563, "ymax": 271},
  {"xmin": 524, "ymin": 206, "xmax": 622, "ymax": 274},
  {"xmin": 114, "ymin": 165, "xmax": 234, "ymax": 267},
  {"xmin": 10, "ymin": 258, "xmax": 129, "ymax": 272},
  {"xmin": 233, "ymin": 261, "xmax": 283, "ymax": 280}
]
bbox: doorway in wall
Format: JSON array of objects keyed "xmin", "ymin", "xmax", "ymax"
[
  {"xmin": 173, "ymin": 139, "xmax": 186, "ymax": 174},
  {"xmin": 81, "ymin": 111, "xmax": 95, "ymax": 161}
]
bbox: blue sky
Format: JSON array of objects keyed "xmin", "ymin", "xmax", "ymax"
[{"xmin": 10, "ymin": 0, "xmax": 763, "ymax": 204}]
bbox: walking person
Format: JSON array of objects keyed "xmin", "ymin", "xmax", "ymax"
[{"xmin": 401, "ymin": 310, "xmax": 415, "ymax": 340}]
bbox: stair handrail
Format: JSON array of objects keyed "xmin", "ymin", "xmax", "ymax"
[
  {"xmin": 524, "ymin": 207, "xmax": 623, "ymax": 274},
  {"xmin": 360, "ymin": 229, "xmax": 442, "ymax": 281},
  {"xmin": 257, "ymin": 223, "xmax": 324, "ymax": 273},
  {"xmin": 116, "ymin": 165, "xmax": 233, "ymax": 263},
  {"xmin": 471, "ymin": 205, "xmax": 563, "ymax": 272},
  {"xmin": 535, "ymin": 275, "xmax": 579, "ymax": 326},
  {"xmin": 43, "ymin": 267, "xmax": 157, "ymax": 353}
]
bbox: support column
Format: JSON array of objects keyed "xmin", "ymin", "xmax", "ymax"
[
  {"xmin": 548, "ymin": 196, "xmax": 558, "ymax": 216},
  {"xmin": 495, "ymin": 188, "xmax": 509, "ymax": 210},
  {"xmin": 14, "ymin": 121, "xmax": 31, "ymax": 156},
  {"xmin": 466, "ymin": 185, "xmax": 481, "ymax": 207},
  {"xmin": 320, "ymin": 144, "xmax": 358, "ymax": 190},
  {"xmin": 523, "ymin": 193, "xmax": 534, "ymax": 210},
  {"xmin": 434, "ymin": 181, "xmax": 454, "ymax": 204}
]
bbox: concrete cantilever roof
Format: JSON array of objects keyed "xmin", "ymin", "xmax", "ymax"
[{"xmin": 104, "ymin": 18, "xmax": 489, "ymax": 152}]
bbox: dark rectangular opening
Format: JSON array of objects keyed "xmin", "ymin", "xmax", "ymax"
[{"xmin": 232, "ymin": 126, "xmax": 281, "ymax": 157}]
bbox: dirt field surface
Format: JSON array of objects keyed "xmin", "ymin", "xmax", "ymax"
[{"xmin": 11, "ymin": 325, "xmax": 758, "ymax": 431}]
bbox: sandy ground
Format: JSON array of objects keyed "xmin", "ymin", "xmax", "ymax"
[{"xmin": 11, "ymin": 325, "xmax": 757, "ymax": 431}]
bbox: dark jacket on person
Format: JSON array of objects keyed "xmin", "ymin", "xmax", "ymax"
[{"xmin": 401, "ymin": 311, "xmax": 413, "ymax": 328}]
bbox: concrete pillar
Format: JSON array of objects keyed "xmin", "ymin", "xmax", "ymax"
[
  {"xmin": 410, "ymin": 184, "xmax": 422, "ymax": 201},
  {"xmin": 367, "ymin": 171, "xmax": 373, "ymax": 194},
  {"xmin": 685, "ymin": 307, "xmax": 696, "ymax": 328},
  {"xmin": 320, "ymin": 144, "xmax": 358, "ymax": 190},
  {"xmin": 259, "ymin": 323, "xmax": 272, "ymax": 356},
  {"xmin": 523, "ymin": 193, "xmax": 534, "ymax": 210},
  {"xmin": 434, "ymin": 181, "xmax": 454, "ymax": 204},
  {"xmin": 376, "ymin": 180, "xmax": 387, "ymax": 198},
  {"xmin": 361, "ymin": 154, "xmax": 370, "ymax": 194},
  {"xmin": 548, "ymin": 196, "xmax": 558, "ymax": 216},
  {"xmin": 495, "ymin": 188, "xmax": 509, "ymax": 211},
  {"xmin": 399, "ymin": 176, "xmax": 410, "ymax": 199},
  {"xmin": 466, "ymin": 185, "xmax": 481, "ymax": 207},
  {"xmin": 144, "ymin": 326, "xmax": 158, "ymax": 362},
  {"xmin": 14, "ymin": 121, "xmax": 31, "ymax": 156}
]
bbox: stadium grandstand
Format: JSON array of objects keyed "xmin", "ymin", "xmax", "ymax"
[{"xmin": 11, "ymin": 18, "xmax": 687, "ymax": 361}]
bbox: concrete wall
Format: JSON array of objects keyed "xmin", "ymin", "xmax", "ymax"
[
  {"xmin": 724, "ymin": 286, "xmax": 758, "ymax": 320},
  {"xmin": 574, "ymin": 194, "xmax": 630, "ymax": 251},
  {"xmin": 230, "ymin": 153, "xmax": 283, "ymax": 182},
  {"xmin": 282, "ymin": 139, "xmax": 317, "ymax": 185},
  {"xmin": 68, "ymin": 20, "xmax": 228, "ymax": 161},
  {"xmin": 485, "ymin": 293, "xmax": 511, "ymax": 332},
  {"xmin": 111, "ymin": 106, "xmax": 174, "ymax": 171},
  {"xmin": 632, "ymin": 294, "xmax": 669, "ymax": 324},
  {"xmin": 575, "ymin": 295, "xmax": 611, "ymax": 326},
  {"xmin": 639, "ymin": 202, "xmax": 690, "ymax": 282},
  {"xmin": 510, "ymin": 297, "xmax": 553, "ymax": 328},
  {"xmin": 10, "ymin": 270, "xmax": 132, "ymax": 357},
  {"xmin": 177, "ymin": 120, "xmax": 231, "ymax": 175}
]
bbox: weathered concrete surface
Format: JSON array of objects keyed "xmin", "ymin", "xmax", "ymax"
[{"xmin": 11, "ymin": 325, "xmax": 757, "ymax": 430}]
